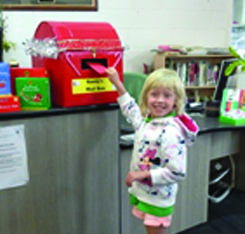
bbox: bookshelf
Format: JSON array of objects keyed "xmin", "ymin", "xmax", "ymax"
[{"xmin": 153, "ymin": 53, "xmax": 234, "ymax": 102}]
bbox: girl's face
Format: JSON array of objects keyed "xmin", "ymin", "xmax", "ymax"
[{"xmin": 147, "ymin": 87, "xmax": 176, "ymax": 117}]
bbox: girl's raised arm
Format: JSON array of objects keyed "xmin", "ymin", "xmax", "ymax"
[{"xmin": 106, "ymin": 67, "xmax": 126, "ymax": 96}]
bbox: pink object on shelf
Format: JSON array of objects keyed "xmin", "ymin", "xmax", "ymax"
[{"xmin": 158, "ymin": 45, "xmax": 171, "ymax": 52}]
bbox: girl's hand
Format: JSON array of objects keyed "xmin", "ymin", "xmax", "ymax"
[
  {"xmin": 125, "ymin": 170, "xmax": 151, "ymax": 187},
  {"xmin": 106, "ymin": 67, "xmax": 120, "ymax": 85},
  {"xmin": 106, "ymin": 67, "xmax": 126, "ymax": 96}
]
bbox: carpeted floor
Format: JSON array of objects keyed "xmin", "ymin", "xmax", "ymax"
[{"xmin": 178, "ymin": 189, "xmax": 245, "ymax": 234}]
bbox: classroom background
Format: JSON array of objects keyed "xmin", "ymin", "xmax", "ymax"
[{"xmin": 3, "ymin": 0, "xmax": 232, "ymax": 72}]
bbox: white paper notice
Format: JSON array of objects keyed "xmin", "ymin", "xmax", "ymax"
[{"xmin": 0, "ymin": 125, "xmax": 29, "ymax": 190}]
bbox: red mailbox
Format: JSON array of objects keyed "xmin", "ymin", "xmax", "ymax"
[{"xmin": 32, "ymin": 21, "xmax": 123, "ymax": 108}]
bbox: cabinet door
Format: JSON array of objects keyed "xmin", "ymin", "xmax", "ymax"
[
  {"xmin": 168, "ymin": 135, "xmax": 210, "ymax": 233},
  {"xmin": 121, "ymin": 148, "xmax": 146, "ymax": 234},
  {"xmin": 0, "ymin": 110, "xmax": 120, "ymax": 234}
]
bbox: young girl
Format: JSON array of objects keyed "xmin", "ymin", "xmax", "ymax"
[{"xmin": 106, "ymin": 67, "xmax": 199, "ymax": 234}]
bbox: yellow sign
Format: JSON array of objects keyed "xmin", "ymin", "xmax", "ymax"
[{"xmin": 72, "ymin": 77, "xmax": 115, "ymax": 94}]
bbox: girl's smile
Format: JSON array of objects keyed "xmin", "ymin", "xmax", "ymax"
[{"xmin": 147, "ymin": 87, "xmax": 176, "ymax": 117}]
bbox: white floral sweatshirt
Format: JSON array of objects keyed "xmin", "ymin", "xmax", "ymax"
[{"xmin": 118, "ymin": 92, "xmax": 199, "ymax": 208}]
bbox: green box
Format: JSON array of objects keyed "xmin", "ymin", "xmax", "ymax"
[
  {"xmin": 16, "ymin": 77, "xmax": 51, "ymax": 110},
  {"xmin": 219, "ymin": 88, "xmax": 245, "ymax": 125}
]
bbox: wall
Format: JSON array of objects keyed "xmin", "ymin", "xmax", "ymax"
[
  {"xmin": 4, "ymin": 0, "xmax": 233, "ymax": 72},
  {"xmin": 233, "ymin": 0, "xmax": 243, "ymax": 23}
]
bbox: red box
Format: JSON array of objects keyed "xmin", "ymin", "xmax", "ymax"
[
  {"xmin": 0, "ymin": 95, "xmax": 21, "ymax": 113},
  {"xmin": 32, "ymin": 21, "xmax": 123, "ymax": 108},
  {"xmin": 10, "ymin": 67, "xmax": 48, "ymax": 95}
]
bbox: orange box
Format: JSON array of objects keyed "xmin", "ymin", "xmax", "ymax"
[
  {"xmin": 31, "ymin": 21, "xmax": 123, "ymax": 108},
  {"xmin": 10, "ymin": 67, "xmax": 48, "ymax": 94}
]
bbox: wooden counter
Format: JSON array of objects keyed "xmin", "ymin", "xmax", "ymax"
[
  {"xmin": 1, "ymin": 108, "xmax": 244, "ymax": 234},
  {"xmin": 0, "ymin": 105, "xmax": 120, "ymax": 234}
]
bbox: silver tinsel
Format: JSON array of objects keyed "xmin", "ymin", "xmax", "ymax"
[{"xmin": 23, "ymin": 38, "xmax": 60, "ymax": 59}]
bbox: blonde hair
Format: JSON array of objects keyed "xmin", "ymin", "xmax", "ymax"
[{"xmin": 139, "ymin": 68, "xmax": 186, "ymax": 116}]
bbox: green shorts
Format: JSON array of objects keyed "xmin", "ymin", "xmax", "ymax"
[{"xmin": 130, "ymin": 194, "xmax": 174, "ymax": 217}]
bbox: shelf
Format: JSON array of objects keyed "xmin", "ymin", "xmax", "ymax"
[
  {"xmin": 153, "ymin": 52, "xmax": 233, "ymax": 101},
  {"xmin": 185, "ymin": 86, "xmax": 216, "ymax": 90},
  {"xmin": 164, "ymin": 54, "xmax": 234, "ymax": 60},
  {"xmin": 208, "ymin": 181, "xmax": 232, "ymax": 203},
  {"xmin": 154, "ymin": 53, "xmax": 235, "ymax": 69},
  {"xmin": 209, "ymin": 168, "xmax": 230, "ymax": 185}
]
